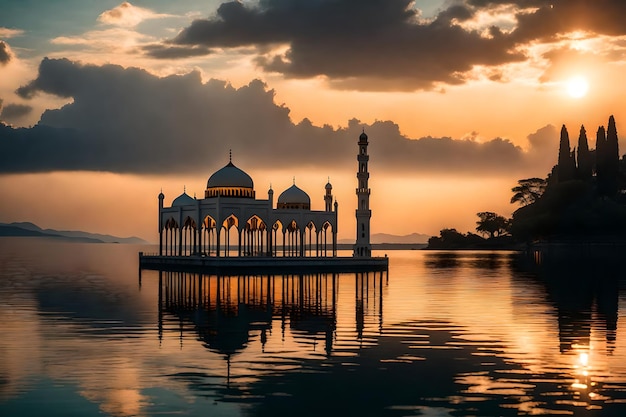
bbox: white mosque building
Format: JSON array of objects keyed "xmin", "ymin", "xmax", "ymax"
[{"xmin": 157, "ymin": 131, "xmax": 373, "ymax": 259}]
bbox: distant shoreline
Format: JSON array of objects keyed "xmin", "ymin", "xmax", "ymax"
[
  {"xmin": 0, "ymin": 222, "xmax": 148, "ymax": 244},
  {"xmin": 337, "ymin": 243, "xmax": 427, "ymax": 250}
]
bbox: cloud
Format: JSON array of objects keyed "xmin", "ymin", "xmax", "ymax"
[
  {"xmin": 142, "ymin": 0, "xmax": 626, "ymax": 91},
  {"xmin": 507, "ymin": 0, "xmax": 626, "ymax": 43},
  {"xmin": 97, "ymin": 2, "xmax": 172, "ymax": 27},
  {"xmin": 143, "ymin": 43, "xmax": 212, "ymax": 59},
  {"xmin": 2, "ymin": 58, "xmax": 556, "ymax": 175},
  {"xmin": 0, "ymin": 28, "xmax": 24, "ymax": 38},
  {"xmin": 0, "ymin": 40, "xmax": 12, "ymax": 65},
  {"xmin": 146, "ymin": 0, "xmax": 524, "ymax": 90},
  {"xmin": 0, "ymin": 103, "xmax": 33, "ymax": 122},
  {"xmin": 525, "ymin": 123, "xmax": 559, "ymax": 170}
]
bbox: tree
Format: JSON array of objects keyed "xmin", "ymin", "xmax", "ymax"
[
  {"xmin": 510, "ymin": 178, "xmax": 547, "ymax": 206},
  {"xmin": 557, "ymin": 125, "xmax": 576, "ymax": 182},
  {"xmin": 577, "ymin": 125, "xmax": 592, "ymax": 179},
  {"xmin": 476, "ymin": 212, "xmax": 509, "ymax": 238}
]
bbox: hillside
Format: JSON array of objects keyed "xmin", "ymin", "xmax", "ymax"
[
  {"xmin": 339, "ymin": 232, "xmax": 430, "ymax": 245},
  {"xmin": 0, "ymin": 222, "xmax": 148, "ymax": 244}
]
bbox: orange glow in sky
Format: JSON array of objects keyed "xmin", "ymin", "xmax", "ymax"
[{"xmin": 2, "ymin": 2, "xmax": 626, "ymax": 240}]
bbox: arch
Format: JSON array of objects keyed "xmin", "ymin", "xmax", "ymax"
[
  {"xmin": 284, "ymin": 220, "xmax": 301, "ymax": 257},
  {"xmin": 201, "ymin": 215, "xmax": 217, "ymax": 255},
  {"xmin": 203, "ymin": 215, "xmax": 217, "ymax": 229},
  {"xmin": 220, "ymin": 214, "xmax": 240, "ymax": 257},
  {"xmin": 272, "ymin": 221, "xmax": 283, "ymax": 257},
  {"xmin": 181, "ymin": 216, "xmax": 197, "ymax": 256},
  {"xmin": 243, "ymin": 215, "xmax": 268, "ymax": 256},
  {"xmin": 304, "ymin": 221, "xmax": 316, "ymax": 257},
  {"xmin": 320, "ymin": 221, "xmax": 334, "ymax": 257},
  {"xmin": 164, "ymin": 217, "xmax": 179, "ymax": 229},
  {"xmin": 163, "ymin": 217, "xmax": 179, "ymax": 256}
]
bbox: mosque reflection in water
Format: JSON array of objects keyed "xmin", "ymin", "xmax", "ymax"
[
  {"xmin": 146, "ymin": 254, "xmax": 626, "ymax": 416},
  {"xmin": 156, "ymin": 270, "xmax": 385, "ymax": 370}
]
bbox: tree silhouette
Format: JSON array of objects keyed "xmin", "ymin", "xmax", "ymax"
[
  {"xmin": 510, "ymin": 178, "xmax": 547, "ymax": 206},
  {"xmin": 558, "ymin": 125, "xmax": 576, "ymax": 182},
  {"xmin": 476, "ymin": 212, "xmax": 509, "ymax": 238},
  {"xmin": 577, "ymin": 125, "xmax": 592, "ymax": 179},
  {"xmin": 510, "ymin": 115, "xmax": 626, "ymax": 242}
]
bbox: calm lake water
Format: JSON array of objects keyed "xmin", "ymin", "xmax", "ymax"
[{"xmin": 1, "ymin": 237, "xmax": 626, "ymax": 416}]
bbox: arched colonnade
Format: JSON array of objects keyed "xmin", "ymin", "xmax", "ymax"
[{"xmin": 160, "ymin": 212, "xmax": 337, "ymax": 258}]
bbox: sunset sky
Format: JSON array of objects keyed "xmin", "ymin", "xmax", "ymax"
[{"xmin": 1, "ymin": 0, "xmax": 626, "ymax": 242}]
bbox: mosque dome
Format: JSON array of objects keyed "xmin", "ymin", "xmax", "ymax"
[
  {"xmin": 205, "ymin": 160, "xmax": 255, "ymax": 198},
  {"xmin": 172, "ymin": 191, "xmax": 195, "ymax": 207},
  {"xmin": 359, "ymin": 131, "xmax": 368, "ymax": 141},
  {"xmin": 277, "ymin": 183, "xmax": 311, "ymax": 209},
  {"xmin": 325, "ymin": 181, "xmax": 332, "ymax": 190},
  {"xmin": 207, "ymin": 161, "xmax": 253, "ymax": 188}
]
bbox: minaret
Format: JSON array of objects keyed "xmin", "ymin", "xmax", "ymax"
[
  {"xmin": 268, "ymin": 184, "xmax": 274, "ymax": 208},
  {"xmin": 158, "ymin": 190, "xmax": 165, "ymax": 255},
  {"xmin": 324, "ymin": 178, "xmax": 333, "ymax": 212},
  {"xmin": 353, "ymin": 130, "xmax": 371, "ymax": 258}
]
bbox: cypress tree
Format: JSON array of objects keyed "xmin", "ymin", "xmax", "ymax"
[
  {"xmin": 595, "ymin": 126, "xmax": 606, "ymax": 174},
  {"xmin": 596, "ymin": 126, "xmax": 609, "ymax": 194},
  {"xmin": 558, "ymin": 125, "xmax": 576, "ymax": 181},
  {"xmin": 577, "ymin": 125, "xmax": 592, "ymax": 179},
  {"xmin": 605, "ymin": 115, "xmax": 620, "ymax": 195},
  {"xmin": 606, "ymin": 115, "xmax": 620, "ymax": 177}
]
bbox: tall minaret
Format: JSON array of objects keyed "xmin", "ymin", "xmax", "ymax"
[
  {"xmin": 324, "ymin": 178, "xmax": 333, "ymax": 212},
  {"xmin": 353, "ymin": 130, "xmax": 372, "ymax": 257}
]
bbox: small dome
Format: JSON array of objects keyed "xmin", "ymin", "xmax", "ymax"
[
  {"xmin": 207, "ymin": 161, "xmax": 254, "ymax": 189},
  {"xmin": 325, "ymin": 181, "xmax": 332, "ymax": 190},
  {"xmin": 172, "ymin": 192, "xmax": 195, "ymax": 207},
  {"xmin": 359, "ymin": 131, "xmax": 368, "ymax": 141},
  {"xmin": 277, "ymin": 184, "xmax": 310, "ymax": 209}
]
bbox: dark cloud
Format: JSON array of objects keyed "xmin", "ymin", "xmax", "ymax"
[
  {"xmin": 151, "ymin": 0, "xmax": 524, "ymax": 90},
  {"xmin": 143, "ymin": 0, "xmax": 626, "ymax": 90},
  {"xmin": 142, "ymin": 44, "xmax": 212, "ymax": 59},
  {"xmin": 2, "ymin": 58, "xmax": 554, "ymax": 175},
  {"xmin": 0, "ymin": 103, "xmax": 33, "ymax": 122},
  {"xmin": 509, "ymin": 0, "xmax": 626, "ymax": 43},
  {"xmin": 0, "ymin": 40, "xmax": 11, "ymax": 65}
]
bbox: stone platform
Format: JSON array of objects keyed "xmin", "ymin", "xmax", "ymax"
[{"xmin": 139, "ymin": 252, "xmax": 389, "ymax": 275}]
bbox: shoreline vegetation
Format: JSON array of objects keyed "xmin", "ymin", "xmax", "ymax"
[{"xmin": 427, "ymin": 115, "xmax": 626, "ymax": 253}]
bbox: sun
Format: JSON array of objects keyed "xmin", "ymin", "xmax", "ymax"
[{"xmin": 567, "ymin": 76, "xmax": 589, "ymax": 98}]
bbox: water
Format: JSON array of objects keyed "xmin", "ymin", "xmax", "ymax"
[{"xmin": 1, "ymin": 237, "xmax": 626, "ymax": 416}]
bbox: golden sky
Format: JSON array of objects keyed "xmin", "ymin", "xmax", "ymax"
[{"xmin": 2, "ymin": 1, "xmax": 626, "ymax": 241}]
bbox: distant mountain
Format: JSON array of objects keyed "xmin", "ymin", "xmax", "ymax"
[
  {"xmin": 0, "ymin": 222, "xmax": 148, "ymax": 244},
  {"xmin": 339, "ymin": 232, "xmax": 430, "ymax": 245}
]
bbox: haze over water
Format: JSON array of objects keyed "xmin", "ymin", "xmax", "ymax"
[{"xmin": 1, "ymin": 237, "xmax": 626, "ymax": 416}]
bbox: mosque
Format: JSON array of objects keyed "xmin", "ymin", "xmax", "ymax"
[{"xmin": 156, "ymin": 131, "xmax": 374, "ymax": 260}]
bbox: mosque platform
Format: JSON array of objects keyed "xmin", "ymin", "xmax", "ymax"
[{"xmin": 139, "ymin": 252, "xmax": 389, "ymax": 275}]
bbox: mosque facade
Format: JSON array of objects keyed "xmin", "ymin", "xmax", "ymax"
[{"xmin": 157, "ymin": 131, "xmax": 372, "ymax": 259}]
